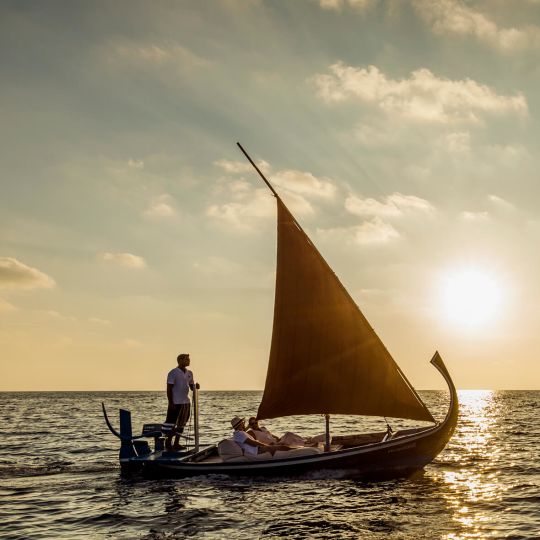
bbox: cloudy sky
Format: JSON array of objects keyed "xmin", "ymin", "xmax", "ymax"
[{"xmin": 1, "ymin": 0, "xmax": 539, "ymax": 391}]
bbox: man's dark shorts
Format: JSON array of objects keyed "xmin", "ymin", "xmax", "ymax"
[{"xmin": 165, "ymin": 403, "xmax": 191, "ymax": 429}]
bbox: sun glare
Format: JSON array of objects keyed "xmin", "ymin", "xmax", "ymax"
[{"xmin": 439, "ymin": 267, "xmax": 504, "ymax": 330}]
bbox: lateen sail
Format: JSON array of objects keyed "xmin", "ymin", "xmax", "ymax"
[{"xmin": 257, "ymin": 198, "xmax": 435, "ymax": 423}]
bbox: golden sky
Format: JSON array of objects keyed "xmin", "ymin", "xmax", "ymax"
[{"xmin": 1, "ymin": 0, "xmax": 539, "ymax": 390}]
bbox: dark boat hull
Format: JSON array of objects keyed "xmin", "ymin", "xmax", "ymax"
[
  {"xmin": 138, "ymin": 425, "xmax": 450, "ymax": 480},
  {"xmin": 116, "ymin": 353, "xmax": 458, "ymax": 480}
]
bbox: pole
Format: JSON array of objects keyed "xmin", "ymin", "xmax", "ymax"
[
  {"xmin": 325, "ymin": 414, "xmax": 331, "ymax": 452},
  {"xmin": 193, "ymin": 383, "xmax": 200, "ymax": 452},
  {"xmin": 236, "ymin": 142, "xmax": 280, "ymax": 199}
]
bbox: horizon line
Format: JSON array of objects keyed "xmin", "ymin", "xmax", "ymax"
[{"xmin": 1, "ymin": 388, "xmax": 539, "ymax": 393}]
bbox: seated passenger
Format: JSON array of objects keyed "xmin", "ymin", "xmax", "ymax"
[
  {"xmin": 231, "ymin": 416, "xmax": 292, "ymax": 456},
  {"xmin": 246, "ymin": 417, "xmax": 279, "ymax": 445}
]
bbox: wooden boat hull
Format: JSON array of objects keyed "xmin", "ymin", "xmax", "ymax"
[
  {"xmin": 114, "ymin": 353, "xmax": 458, "ymax": 480},
  {"xmin": 136, "ymin": 425, "xmax": 450, "ymax": 480}
]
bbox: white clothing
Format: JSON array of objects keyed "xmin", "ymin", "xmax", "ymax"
[
  {"xmin": 278, "ymin": 431, "xmax": 305, "ymax": 447},
  {"xmin": 233, "ymin": 430, "xmax": 258, "ymax": 456},
  {"xmin": 167, "ymin": 367, "xmax": 194, "ymax": 404},
  {"xmin": 250, "ymin": 428, "xmax": 277, "ymax": 445}
]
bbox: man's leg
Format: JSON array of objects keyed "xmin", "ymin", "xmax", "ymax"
[
  {"xmin": 164, "ymin": 404, "xmax": 179, "ymax": 451},
  {"xmin": 172, "ymin": 403, "xmax": 191, "ymax": 450}
]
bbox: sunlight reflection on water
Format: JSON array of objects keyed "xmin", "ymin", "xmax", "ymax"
[{"xmin": 442, "ymin": 390, "xmax": 512, "ymax": 539}]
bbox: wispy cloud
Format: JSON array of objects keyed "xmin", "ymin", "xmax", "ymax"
[
  {"xmin": 0, "ymin": 298, "xmax": 16, "ymax": 311},
  {"xmin": 488, "ymin": 194, "xmax": 515, "ymax": 211},
  {"xmin": 99, "ymin": 252, "xmax": 147, "ymax": 268},
  {"xmin": 206, "ymin": 188, "xmax": 275, "ymax": 230},
  {"xmin": 88, "ymin": 317, "xmax": 111, "ymax": 325},
  {"xmin": 345, "ymin": 192, "xmax": 435, "ymax": 218},
  {"xmin": 413, "ymin": 0, "xmax": 540, "ymax": 52},
  {"xmin": 272, "ymin": 170, "xmax": 337, "ymax": 199},
  {"xmin": 0, "ymin": 258, "xmax": 56, "ymax": 290},
  {"xmin": 33, "ymin": 309, "xmax": 77, "ymax": 322},
  {"xmin": 127, "ymin": 158, "xmax": 144, "ymax": 169},
  {"xmin": 143, "ymin": 194, "xmax": 176, "ymax": 219},
  {"xmin": 442, "ymin": 131, "xmax": 471, "ymax": 153},
  {"xmin": 318, "ymin": 218, "xmax": 400, "ymax": 245},
  {"xmin": 214, "ymin": 159, "xmax": 270, "ymax": 174},
  {"xmin": 312, "ymin": 63, "xmax": 528, "ymax": 123},
  {"xmin": 319, "ymin": 0, "xmax": 376, "ymax": 11},
  {"xmin": 108, "ymin": 41, "xmax": 210, "ymax": 70},
  {"xmin": 460, "ymin": 210, "xmax": 490, "ymax": 222}
]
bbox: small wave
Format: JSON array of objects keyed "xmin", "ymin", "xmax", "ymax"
[
  {"xmin": 504, "ymin": 495, "xmax": 540, "ymax": 504},
  {"xmin": 0, "ymin": 461, "xmax": 118, "ymax": 479},
  {"xmin": 69, "ymin": 446, "xmax": 110, "ymax": 455}
]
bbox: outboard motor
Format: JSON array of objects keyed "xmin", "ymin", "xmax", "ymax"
[{"xmin": 118, "ymin": 409, "xmax": 151, "ymax": 474}]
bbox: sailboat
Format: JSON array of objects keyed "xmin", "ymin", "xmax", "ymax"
[{"xmin": 103, "ymin": 143, "xmax": 458, "ymax": 479}]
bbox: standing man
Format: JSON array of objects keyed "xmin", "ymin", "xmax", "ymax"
[{"xmin": 164, "ymin": 353, "xmax": 199, "ymax": 451}]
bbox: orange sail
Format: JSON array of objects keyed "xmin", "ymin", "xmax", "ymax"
[{"xmin": 257, "ymin": 198, "xmax": 434, "ymax": 423}]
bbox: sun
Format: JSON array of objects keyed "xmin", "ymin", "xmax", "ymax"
[{"xmin": 439, "ymin": 267, "xmax": 504, "ymax": 330}]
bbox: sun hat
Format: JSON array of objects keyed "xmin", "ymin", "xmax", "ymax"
[{"xmin": 230, "ymin": 416, "xmax": 245, "ymax": 429}]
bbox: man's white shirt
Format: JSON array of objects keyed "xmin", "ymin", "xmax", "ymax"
[
  {"xmin": 167, "ymin": 367, "xmax": 194, "ymax": 404},
  {"xmin": 233, "ymin": 430, "xmax": 258, "ymax": 456}
]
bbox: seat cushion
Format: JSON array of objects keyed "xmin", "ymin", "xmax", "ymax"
[
  {"xmin": 217, "ymin": 439, "xmax": 244, "ymax": 460},
  {"xmin": 273, "ymin": 447, "xmax": 322, "ymax": 459}
]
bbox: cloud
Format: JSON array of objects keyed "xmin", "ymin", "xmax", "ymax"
[
  {"xmin": 0, "ymin": 298, "xmax": 16, "ymax": 311},
  {"xmin": 143, "ymin": 194, "xmax": 176, "ymax": 219},
  {"xmin": 100, "ymin": 252, "xmax": 147, "ymax": 268},
  {"xmin": 108, "ymin": 41, "xmax": 210, "ymax": 70},
  {"xmin": 460, "ymin": 211, "xmax": 490, "ymax": 222},
  {"xmin": 88, "ymin": 317, "xmax": 111, "ymax": 325},
  {"xmin": 488, "ymin": 194, "xmax": 515, "ymax": 211},
  {"xmin": 206, "ymin": 188, "xmax": 275, "ymax": 230},
  {"xmin": 214, "ymin": 159, "xmax": 270, "ymax": 174},
  {"xmin": 37, "ymin": 309, "xmax": 76, "ymax": 321},
  {"xmin": 208, "ymin": 162, "xmax": 337, "ymax": 230},
  {"xmin": 443, "ymin": 131, "xmax": 471, "ymax": 153},
  {"xmin": 272, "ymin": 170, "xmax": 337, "ymax": 199},
  {"xmin": 312, "ymin": 63, "xmax": 528, "ymax": 123},
  {"xmin": 127, "ymin": 158, "xmax": 144, "ymax": 169},
  {"xmin": 413, "ymin": 0, "xmax": 540, "ymax": 52},
  {"xmin": 319, "ymin": 0, "xmax": 376, "ymax": 11},
  {"xmin": 215, "ymin": 157, "xmax": 336, "ymax": 199},
  {"xmin": 0, "ymin": 258, "xmax": 56, "ymax": 290},
  {"xmin": 345, "ymin": 192, "xmax": 435, "ymax": 218},
  {"xmin": 318, "ymin": 218, "xmax": 400, "ymax": 245}
]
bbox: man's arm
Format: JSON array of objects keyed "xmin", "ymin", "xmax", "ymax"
[
  {"xmin": 188, "ymin": 371, "xmax": 200, "ymax": 391},
  {"xmin": 242, "ymin": 433, "xmax": 273, "ymax": 450},
  {"xmin": 167, "ymin": 383, "xmax": 174, "ymax": 405}
]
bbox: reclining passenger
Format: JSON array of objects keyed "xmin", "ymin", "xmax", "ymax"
[
  {"xmin": 231, "ymin": 416, "xmax": 292, "ymax": 456},
  {"xmin": 247, "ymin": 417, "xmax": 319, "ymax": 448},
  {"xmin": 246, "ymin": 417, "xmax": 279, "ymax": 444}
]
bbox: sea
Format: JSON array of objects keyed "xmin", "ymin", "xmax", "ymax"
[{"xmin": 0, "ymin": 390, "xmax": 538, "ymax": 539}]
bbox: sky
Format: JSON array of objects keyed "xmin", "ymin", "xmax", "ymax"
[{"xmin": 1, "ymin": 0, "xmax": 539, "ymax": 391}]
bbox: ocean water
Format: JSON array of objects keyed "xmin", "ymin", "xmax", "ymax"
[{"xmin": 0, "ymin": 390, "xmax": 538, "ymax": 539}]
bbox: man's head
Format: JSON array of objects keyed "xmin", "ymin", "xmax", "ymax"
[
  {"xmin": 248, "ymin": 417, "xmax": 259, "ymax": 430},
  {"xmin": 230, "ymin": 416, "xmax": 245, "ymax": 431},
  {"xmin": 177, "ymin": 353, "xmax": 190, "ymax": 368}
]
